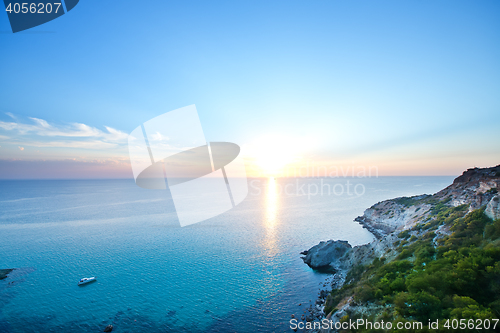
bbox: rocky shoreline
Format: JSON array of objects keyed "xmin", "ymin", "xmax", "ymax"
[{"xmin": 299, "ymin": 165, "xmax": 500, "ymax": 332}]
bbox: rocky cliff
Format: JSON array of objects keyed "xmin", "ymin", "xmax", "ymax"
[
  {"xmin": 300, "ymin": 164, "xmax": 500, "ymax": 331},
  {"xmin": 355, "ymin": 165, "xmax": 500, "ymax": 239}
]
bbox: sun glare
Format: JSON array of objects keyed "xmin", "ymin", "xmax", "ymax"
[{"xmin": 246, "ymin": 134, "xmax": 298, "ymax": 177}]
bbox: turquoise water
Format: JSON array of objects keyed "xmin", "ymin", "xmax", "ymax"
[{"xmin": 0, "ymin": 177, "xmax": 454, "ymax": 332}]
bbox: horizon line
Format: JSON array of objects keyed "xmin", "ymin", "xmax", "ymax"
[{"xmin": 0, "ymin": 175, "xmax": 460, "ymax": 181}]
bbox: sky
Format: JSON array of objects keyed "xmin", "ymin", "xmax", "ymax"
[{"xmin": 0, "ymin": 0, "xmax": 499, "ymax": 179}]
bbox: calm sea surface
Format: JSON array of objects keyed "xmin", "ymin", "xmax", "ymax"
[{"xmin": 0, "ymin": 177, "xmax": 454, "ymax": 333}]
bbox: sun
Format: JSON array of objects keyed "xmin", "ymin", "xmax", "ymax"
[{"xmin": 245, "ymin": 134, "xmax": 298, "ymax": 177}]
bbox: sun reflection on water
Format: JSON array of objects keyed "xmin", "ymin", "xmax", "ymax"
[
  {"xmin": 266, "ymin": 177, "xmax": 278, "ymax": 228},
  {"xmin": 262, "ymin": 177, "xmax": 279, "ymax": 258}
]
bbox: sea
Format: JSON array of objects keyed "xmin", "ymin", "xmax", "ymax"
[{"xmin": 0, "ymin": 176, "xmax": 454, "ymax": 333}]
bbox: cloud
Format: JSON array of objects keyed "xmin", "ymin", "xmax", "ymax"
[
  {"xmin": 149, "ymin": 131, "xmax": 169, "ymax": 142},
  {"xmin": 29, "ymin": 117, "xmax": 51, "ymax": 129},
  {"xmin": 18, "ymin": 146, "xmax": 24, "ymax": 151},
  {"xmin": 5, "ymin": 112, "xmax": 16, "ymax": 120},
  {"xmin": 104, "ymin": 126, "xmax": 129, "ymax": 141},
  {"xmin": 0, "ymin": 116, "xmax": 129, "ymax": 150},
  {"xmin": 0, "ymin": 117, "xmax": 127, "ymax": 140}
]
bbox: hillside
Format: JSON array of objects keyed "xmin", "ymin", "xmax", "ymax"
[{"xmin": 301, "ymin": 165, "xmax": 500, "ymax": 332}]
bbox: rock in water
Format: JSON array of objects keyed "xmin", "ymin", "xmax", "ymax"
[
  {"xmin": 104, "ymin": 324, "xmax": 113, "ymax": 332},
  {"xmin": 302, "ymin": 240, "xmax": 351, "ymax": 270},
  {"xmin": 0, "ymin": 269, "xmax": 13, "ymax": 280}
]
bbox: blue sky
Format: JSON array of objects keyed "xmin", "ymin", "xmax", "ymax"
[{"xmin": 0, "ymin": 0, "xmax": 499, "ymax": 178}]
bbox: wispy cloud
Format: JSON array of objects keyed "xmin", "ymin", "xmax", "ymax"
[
  {"xmin": 149, "ymin": 131, "xmax": 169, "ymax": 142},
  {"xmin": 0, "ymin": 116, "xmax": 128, "ymax": 150},
  {"xmin": 5, "ymin": 112, "xmax": 16, "ymax": 120},
  {"xmin": 104, "ymin": 126, "xmax": 129, "ymax": 141}
]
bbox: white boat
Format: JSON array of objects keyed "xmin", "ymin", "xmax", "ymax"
[{"xmin": 78, "ymin": 277, "xmax": 96, "ymax": 286}]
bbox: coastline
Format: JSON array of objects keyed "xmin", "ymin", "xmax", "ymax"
[{"xmin": 300, "ymin": 165, "xmax": 500, "ymax": 332}]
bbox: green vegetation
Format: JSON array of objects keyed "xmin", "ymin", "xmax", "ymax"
[
  {"xmin": 398, "ymin": 230, "xmax": 410, "ymax": 239},
  {"xmin": 324, "ymin": 206, "xmax": 500, "ymax": 332},
  {"xmin": 392, "ymin": 195, "xmax": 441, "ymax": 208},
  {"xmin": 394, "ymin": 197, "xmax": 418, "ymax": 207}
]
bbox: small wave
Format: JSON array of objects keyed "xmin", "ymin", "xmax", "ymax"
[{"xmin": 0, "ymin": 196, "xmax": 46, "ymax": 203}]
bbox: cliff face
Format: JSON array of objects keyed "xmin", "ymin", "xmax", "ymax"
[
  {"xmin": 304, "ymin": 165, "xmax": 500, "ymax": 273},
  {"xmin": 354, "ymin": 194, "xmax": 431, "ymax": 239},
  {"xmin": 486, "ymin": 194, "xmax": 500, "ymax": 220},
  {"xmin": 435, "ymin": 165, "xmax": 500, "ymax": 210},
  {"xmin": 301, "ymin": 165, "xmax": 500, "ymax": 331},
  {"xmin": 355, "ymin": 165, "xmax": 500, "ymax": 238}
]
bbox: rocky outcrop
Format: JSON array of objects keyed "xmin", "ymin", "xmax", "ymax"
[
  {"xmin": 0, "ymin": 269, "xmax": 13, "ymax": 280},
  {"xmin": 303, "ymin": 165, "xmax": 500, "ymax": 276},
  {"xmin": 354, "ymin": 195, "xmax": 431, "ymax": 238},
  {"xmin": 302, "ymin": 240, "xmax": 351, "ymax": 270},
  {"xmin": 435, "ymin": 165, "xmax": 500, "ymax": 210},
  {"xmin": 355, "ymin": 165, "xmax": 500, "ymax": 238},
  {"xmin": 485, "ymin": 194, "xmax": 500, "ymax": 220}
]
